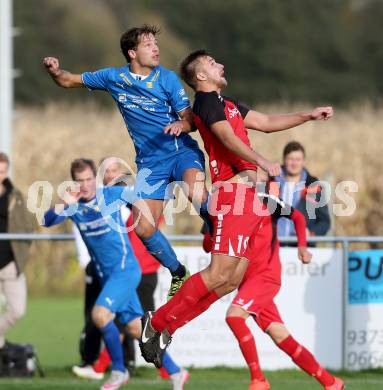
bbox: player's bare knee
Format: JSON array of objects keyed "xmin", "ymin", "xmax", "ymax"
[
  {"xmin": 202, "ymin": 269, "xmax": 225, "ymax": 290},
  {"xmin": 126, "ymin": 318, "xmax": 142, "ymax": 339},
  {"xmin": 226, "ymin": 305, "xmax": 248, "ymax": 320},
  {"xmin": 212, "ymin": 272, "xmax": 230, "ymax": 289},
  {"xmin": 266, "ymin": 322, "xmax": 290, "ymax": 344},
  {"xmin": 134, "ymin": 221, "xmax": 156, "ymax": 239},
  {"xmin": 226, "ymin": 277, "xmax": 241, "ymax": 293},
  {"xmin": 91, "ymin": 308, "xmax": 103, "ymax": 328},
  {"xmin": 190, "ymin": 189, "xmax": 208, "ymax": 206},
  {"xmin": 92, "ymin": 306, "xmax": 111, "ymax": 329},
  {"xmin": 130, "ymin": 326, "xmax": 141, "ymax": 340},
  {"xmin": 215, "ymin": 280, "xmax": 236, "ymax": 296},
  {"xmin": 221, "ymin": 266, "xmax": 241, "ymax": 292}
]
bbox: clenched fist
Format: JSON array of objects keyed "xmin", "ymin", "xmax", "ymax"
[
  {"xmin": 263, "ymin": 161, "xmax": 281, "ymax": 177},
  {"xmin": 298, "ymin": 247, "xmax": 313, "ymax": 264},
  {"xmin": 310, "ymin": 106, "xmax": 334, "ymax": 121},
  {"xmin": 43, "ymin": 57, "xmax": 60, "ymax": 76}
]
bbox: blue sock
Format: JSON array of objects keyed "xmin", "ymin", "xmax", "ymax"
[
  {"xmin": 100, "ymin": 321, "xmax": 125, "ymax": 373},
  {"xmin": 162, "ymin": 352, "xmax": 180, "ymax": 375},
  {"xmin": 199, "ymin": 199, "xmax": 213, "ymax": 234},
  {"xmin": 142, "ymin": 230, "xmax": 181, "ymax": 274}
]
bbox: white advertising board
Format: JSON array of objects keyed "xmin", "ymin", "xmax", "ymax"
[{"xmin": 136, "ymin": 247, "xmax": 343, "ymax": 369}]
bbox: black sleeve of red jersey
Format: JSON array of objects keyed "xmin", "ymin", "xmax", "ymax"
[
  {"xmin": 193, "ymin": 92, "xmax": 227, "ymax": 127},
  {"xmin": 223, "ymin": 96, "xmax": 250, "ymax": 119},
  {"xmin": 264, "ymin": 195, "xmax": 293, "ymax": 220}
]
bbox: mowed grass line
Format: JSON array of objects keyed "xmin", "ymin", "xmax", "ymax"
[
  {"xmin": 1, "ymin": 368, "xmax": 382, "ymax": 390},
  {"xmin": 2, "ymin": 297, "xmax": 382, "ymax": 389}
]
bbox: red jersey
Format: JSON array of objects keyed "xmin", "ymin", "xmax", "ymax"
[
  {"xmin": 245, "ymin": 193, "xmax": 307, "ymax": 284},
  {"xmin": 233, "ymin": 193, "xmax": 307, "ymax": 321},
  {"xmin": 193, "ymin": 91, "xmax": 257, "ymax": 183}
]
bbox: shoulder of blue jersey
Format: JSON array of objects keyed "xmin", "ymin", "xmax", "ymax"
[{"xmin": 157, "ymin": 65, "xmax": 180, "ymax": 81}]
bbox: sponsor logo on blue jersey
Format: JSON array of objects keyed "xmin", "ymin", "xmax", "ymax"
[{"xmin": 82, "ymin": 65, "xmax": 200, "ymax": 163}]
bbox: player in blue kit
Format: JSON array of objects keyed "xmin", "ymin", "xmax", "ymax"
[
  {"xmin": 42, "ymin": 159, "xmax": 189, "ymax": 390},
  {"xmin": 43, "ymin": 25, "xmax": 210, "ymax": 298}
]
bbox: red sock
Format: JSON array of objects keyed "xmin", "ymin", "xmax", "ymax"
[
  {"xmin": 278, "ymin": 336, "xmax": 335, "ymax": 387},
  {"xmin": 93, "ymin": 346, "xmax": 111, "ymax": 373},
  {"xmin": 158, "ymin": 367, "xmax": 170, "ymax": 379},
  {"xmin": 226, "ymin": 316, "xmax": 265, "ymax": 382},
  {"xmin": 167, "ymin": 291, "xmax": 220, "ymax": 335},
  {"xmin": 152, "ymin": 272, "xmax": 209, "ymax": 332},
  {"xmin": 151, "ymin": 288, "xmax": 184, "ymax": 332}
]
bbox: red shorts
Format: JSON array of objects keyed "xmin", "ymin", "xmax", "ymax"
[
  {"xmin": 232, "ymin": 277, "xmax": 284, "ymax": 332},
  {"xmin": 209, "ymin": 183, "xmax": 263, "ymax": 260}
]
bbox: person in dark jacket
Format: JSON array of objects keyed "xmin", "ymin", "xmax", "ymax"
[
  {"xmin": 0, "ymin": 152, "xmax": 33, "ymax": 350},
  {"xmin": 275, "ymin": 141, "xmax": 330, "ymax": 239}
]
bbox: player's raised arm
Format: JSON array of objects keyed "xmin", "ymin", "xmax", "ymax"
[
  {"xmin": 42, "ymin": 186, "xmax": 81, "ymax": 227},
  {"xmin": 43, "ymin": 57, "xmax": 84, "ymax": 88},
  {"xmin": 243, "ymin": 106, "xmax": 334, "ymax": 133},
  {"xmin": 210, "ymin": 120, "xmax": 281, "ymax": 177}
]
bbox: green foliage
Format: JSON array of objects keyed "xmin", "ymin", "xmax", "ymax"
[
  {"xmin": 13, "ymin": 0, "xmax": 383, "ymax": 105},
  {"xmin": 14, "ymin": 0, "xmax": 122, "ymax": 106},
  {"xmin": 153, "ymin": 0, "xmax": 383, "ymax": 105}
]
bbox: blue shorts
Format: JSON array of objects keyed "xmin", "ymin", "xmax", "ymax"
[
  {"xmin": 96, "ymin": 269, "xmax": 143, "ymax": 325},
  {"xmin": 135, "ymin": 147, "xmax": 205, "ymax": 200}
]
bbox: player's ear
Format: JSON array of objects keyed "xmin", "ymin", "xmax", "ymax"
[
  {"xmin": 128, "ymin": 49, "xmax": 136, "ymax": 61},
  {"xmin": 196, "ymin": 71, "xmax": 207, "ymax": 82}
]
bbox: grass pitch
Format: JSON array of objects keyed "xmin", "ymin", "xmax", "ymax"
[{"xmin": 1, "ymin": 297, "xmax": 381, "ymax": 389}]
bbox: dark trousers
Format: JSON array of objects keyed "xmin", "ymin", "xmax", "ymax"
[
  {"xmin": 79, "ymin": 261, "xmax": 102, "ymax": 365},
  {"xmin": 122, "ymin": 272, "xmax": 158, "ymax": 366}
]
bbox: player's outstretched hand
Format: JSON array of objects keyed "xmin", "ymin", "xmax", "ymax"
[
  {"xmin": 164, "ymin": 121, "xmax": 184, "ymax": 137},
  {"xmin": 60, "ymin": 183, "xmax": 82, "ymax": 206},
  {"xmin": 298, "ymin": 247, "xmax": 313, "ymax": 264},
  {"xmin": 310, "ymin": 106, "xmax": 334, "ymax": 121},
  {"xmin": 43, "ymin": 57, "xmax": 60, "ymax": 75}
]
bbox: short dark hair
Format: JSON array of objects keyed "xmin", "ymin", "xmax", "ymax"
[
  {"xmin": 283, "ymin": 141, "xmax": 306, "ymax": 158},
  {"xmin": 70, "ymin": 158, "xmax": 97, "ymax": 180},
  {"xmin": 180, "ymin": 49, "xmax": 209, "ymax": 89},
  {"xmin": 120, "ymin": 25, "xmax": 160, "ymax": 63},
  {"xmin": 0, "ymin": 152, "xmax": 10, "ymax": 165}
]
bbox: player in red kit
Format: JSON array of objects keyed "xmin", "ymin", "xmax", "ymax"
[
  {"xmin": 223, "ymin": 190, "xmax": 344, "ymax": 390},
  {"xmin": 139, "ymin": 49, "xmax": 334, "ymax": 368}
]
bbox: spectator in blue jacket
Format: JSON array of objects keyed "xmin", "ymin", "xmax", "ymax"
[{"xmin": 275, "ymin": 141, "xmax": 330, "ymax": 240}]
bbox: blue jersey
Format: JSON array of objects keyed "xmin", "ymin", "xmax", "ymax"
[
  {"xmin": 43, "ymin": 186, "xmax": 138, "ymax": 279},
  {"xmin": 82, "ymin": 65, "xmax": 200, "ymax": 164}
]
